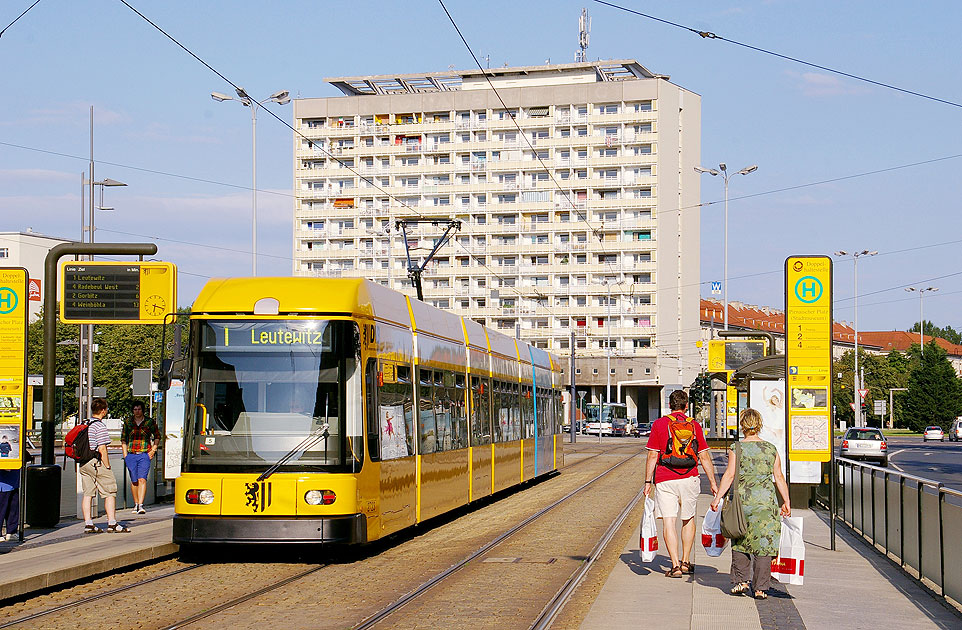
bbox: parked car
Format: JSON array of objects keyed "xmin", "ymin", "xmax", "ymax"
[
  {"xmin": 632, "ymin": 422, "xmax": 652, "ymax": 437},
  {"xmin": 840, "ymin": 427, "xmax": 887, "ymax": 466},
  {"xmin": 949, "ymin": 418, "xmax": 962, "ymax": 442},
  {"xmin": 923, "ymin": 426, "xmax": 945, "ymax": 442}
]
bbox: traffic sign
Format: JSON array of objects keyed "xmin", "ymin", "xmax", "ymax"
[
  {"xmin": 711, "ymin": 281, "xmax": 722, "ymax": 295},
  {"xmin": 59, "ymin": 261, "xmax": 176, "ymax": 324},
  {"xmin": 874, "ymin": 399, "xmax": 887, "ymax": 415},
  {"xmin": 857, "ymin": 389, "xmax": 869, "ymax": 400},
  {"xmin": 850, "ymin": 403, "xmax": 857, "ymax": 412}
]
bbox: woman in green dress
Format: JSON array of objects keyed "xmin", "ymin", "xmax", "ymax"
[{"xmin": 711, "ymin": 408, "xmax": 791, "ymax": 599}]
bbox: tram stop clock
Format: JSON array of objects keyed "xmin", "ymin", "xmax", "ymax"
[{"xmin": 59, "ymin": 261, "xmax": 177, "ymax": 324}]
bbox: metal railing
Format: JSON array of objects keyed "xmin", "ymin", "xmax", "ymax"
[{"xmin": 819, "ymin": 457, "xmax": 962, "ymax": 607}]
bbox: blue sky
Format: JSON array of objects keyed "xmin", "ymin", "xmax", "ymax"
[{"xmin": 1, "ymin": 1, "xmax": 960, "ymax": 333}]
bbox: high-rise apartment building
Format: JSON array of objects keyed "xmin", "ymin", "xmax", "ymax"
[{"xmin": 292, "ymin": 60, "xmax": 701, "ymax": 421}]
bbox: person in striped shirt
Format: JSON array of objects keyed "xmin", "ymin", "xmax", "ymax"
[{"xmin": 80, "ymin": 398, "xmax": 129, "ymax": 533}]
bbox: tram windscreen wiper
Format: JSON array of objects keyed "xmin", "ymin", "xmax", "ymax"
[{"xmin": 257, "ymin": 422, "xmax": 330, "ymax": 482}]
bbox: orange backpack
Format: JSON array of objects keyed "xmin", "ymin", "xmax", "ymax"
[{"xmin": 658, "ymin": 414, "xmax": 699, "ymax": 474}]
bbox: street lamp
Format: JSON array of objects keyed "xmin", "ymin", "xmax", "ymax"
[
  {"xmin": 694, "ymin": 163, "xmax": 758, "ymax": 330},
  {"xmin": 834, "ymin": 249, "xmax": 877, "ymax": 426},
  {"xmin": 212, "ymin": 88, "xmax": 290, "ymax": 275},
  {"xmin": 905, "ymin": 286, "xmax": 939, "ymax": 355}
]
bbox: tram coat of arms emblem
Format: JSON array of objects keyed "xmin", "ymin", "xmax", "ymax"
[{"xmin": 245, "ymin": 481, "xmax": 272, "ymax": 512}]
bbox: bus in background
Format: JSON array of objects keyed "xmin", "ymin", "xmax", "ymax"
[{"xmin": 583, "ymin": 402, "xmax": 628, "ymax": 437}]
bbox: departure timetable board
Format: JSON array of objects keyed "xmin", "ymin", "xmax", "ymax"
[{"xmin": 59, "ymin": 261, "xmax": 176, "ymax": 324}]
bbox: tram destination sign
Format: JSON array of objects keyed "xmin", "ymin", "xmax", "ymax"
[{"xmin": 59, "ymin": 261, "xmax": 176, "ymax": 324}]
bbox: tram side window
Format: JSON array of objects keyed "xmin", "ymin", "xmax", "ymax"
[
  {"xmin": 418, "ymin": 368, "xmax": 437, "ymax": 454},
  {"xmin": 452, "ymin": 373, "xmax": 468, "ymax": 449},
  {"xmin": 377, "ymin": 363, "xmax": 415, "ymax": 460},
  {"xmin": 470, "ymin": 376, "xmax": 491, "ymax": 446},
  {"xmin": 366, "ymin": 359, "xmax": 379, "ymax": 462},
  {"xmin": 434, "ymin": 372, "xmax": 452, "ymax": 452},
  {"xmin": 493, "ymin": 380, "xmax": 507, "ymax": 443},
  {"xmin": 523, "ymin": 385, "xmax": 535, "ymax": 439},
  {"xmin": 509, "ymin": 383, "xmax": 522, "ymax": 441}
]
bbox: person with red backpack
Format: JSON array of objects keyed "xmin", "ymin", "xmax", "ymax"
[
  {"xmin": 78, "ymin": 398, "xmax": 130, "ymax": 534},
  {"xmin": 643, "ymin": 389, "xmax": 717, "ymax": 578}
]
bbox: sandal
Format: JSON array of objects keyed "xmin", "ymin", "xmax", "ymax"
[
  {"xmin": 665, "ymin": 566, "xmax": 684, "ymax": 578},
  {"xmin": 731, "ymin": 582, "xmax": 750, "ymax": 595},
  {"xmin": 755, "ymin": 591, "xmax": 768, "ymax": 600},
  {"xmin": 106, "ymin": 523, "xmax": 131, "ymax": 533},
  {"xmin": 680, "ymin": 561, "xmax": 695, "ymax": 574},
  {"xmin": 83, "ymin": 524, "xmax": 103, "ymax": 534}
]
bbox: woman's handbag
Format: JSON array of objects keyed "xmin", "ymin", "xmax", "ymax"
[{"xmin": 720, "ymin": 442, "xmax": 749, "ymax": 539}]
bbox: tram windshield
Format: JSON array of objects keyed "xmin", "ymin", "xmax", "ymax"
[{"xmin": 183, "ymin": 319, "xmax": 363, "ymax": 474}]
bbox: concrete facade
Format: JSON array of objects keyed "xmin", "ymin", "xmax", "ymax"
[
  {"xmin": 0, "ymin": 230, "xmax": 73, "ymax": 321},
  {"xmin": 292, "ymin": 61, "xmax": 702, "ymax": 421}
]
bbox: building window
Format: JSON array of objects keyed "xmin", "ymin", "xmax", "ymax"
[{"xmin": 0, "ymin": 248, "xmax": 9, "ymax": 258}]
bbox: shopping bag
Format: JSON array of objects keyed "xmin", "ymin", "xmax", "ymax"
[
  {"xmin": 771, "ymin": 516, "xmax": 804, "ymax": 585},
  {"xmin": 639, "ymin": 497, "xmax": 658, "ymax": 562},
  {"xmin": 701, "ymin": 499, "xmax": 728, "ymax": 557}
]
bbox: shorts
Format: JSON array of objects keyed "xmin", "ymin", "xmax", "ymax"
[
  {"xmin": 79, "ymin": 459, "xmax": 118, "ymax": 498},
  {"xmin": 125, "ymin": 452, "xmax": 151, "ymax": 481},
  {"xmin": 654, "ymin": 476, "xmax": 700, "ymax": 520}
]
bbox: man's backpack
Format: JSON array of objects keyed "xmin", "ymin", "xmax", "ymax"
[
  {"xmin": 64, "ymin": 421, "xmax": 98, "ymax": 465},
  {"xmin": 659, "ymin": 413, "xmax": 699, "ymax": 474}
]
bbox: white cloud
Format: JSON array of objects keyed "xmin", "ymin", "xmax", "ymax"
[
  {"xmin": 0, "ymin": 168, "xmax": 76, "ymax": 184},
  {"xmin": 0, "ymin": 102, "xmax": 128, "ymax": 127},
  {"xmin": 789, "ymin": 71, "xmax": 867, "ymax": 98}
]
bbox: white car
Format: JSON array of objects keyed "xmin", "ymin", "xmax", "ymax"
[
  {"xmin": 950, "ymin": 419, "xmax": 962, "ymax": 442},
  {"xmin": 584, "ymin": 421, "xmax": 612, "ymax": 436},
  {"xmin": 923, "ymin": 426, "xmax": 945, "ymax": 442}
]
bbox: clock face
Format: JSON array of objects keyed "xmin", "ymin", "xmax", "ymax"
[{"xmin": 144, "ymin": 294, "xmax": 167, "ymax": 316}]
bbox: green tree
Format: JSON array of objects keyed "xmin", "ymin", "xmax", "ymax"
[
  {"xmin": 909, "ymin": 320, "xmax": 962, "ymax": 345},
  {"xmin": 27, "ymin": 305, "xmax": 190, "ymax": 422},
  {"xmin": 832, "ymin": 348, "xmax": 911, "ymax": 427},
  {"xmin": 902, "ymin": 341, "xmax": 962, "ymax": 432}
]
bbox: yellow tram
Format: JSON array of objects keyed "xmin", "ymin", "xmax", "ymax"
[{"xmin": 173, "ymin": 278, "xmax": 564, "ymax": 544}]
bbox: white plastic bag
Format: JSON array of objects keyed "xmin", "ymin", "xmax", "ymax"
[
  {"xmin": 639, "ymin": 497, "xmax": 658, "ymax": 562},
  {"xmin": 701, "ymin": 499, "xmax": 728, "ymax": 557},
  {"xmin": 771, "ymin": 516, "xmax": 805, "ymax": 585}
]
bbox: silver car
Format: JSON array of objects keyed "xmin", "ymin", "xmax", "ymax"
[
  {"xmin": 923, "ymin": 426, "xmax": 945, "ymax": 442},
  {"xmin": 840, "ymin": 427, "xmax": 887, "ymax": 466}
]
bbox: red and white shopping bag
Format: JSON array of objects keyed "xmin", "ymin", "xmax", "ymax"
[
  {"xmin": 771, "ymin": 516, "xmax": 804, "ymax": 585},
  {"xmin": 701, "ymin": 499, "xmax": 728, "ymax": 557},
  {"xmin": 639, "ymin": 497, "xmax": 658, "ymax": 562}
]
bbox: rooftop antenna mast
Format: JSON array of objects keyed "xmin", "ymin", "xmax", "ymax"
[{"xmin": 576, "ymin": 8, "xmax": 591, "ymax": 62}]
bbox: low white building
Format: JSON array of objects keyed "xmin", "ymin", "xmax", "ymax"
[{"xmin": 0, "ymin": 230, "xmax": 74, "ymax": 320}]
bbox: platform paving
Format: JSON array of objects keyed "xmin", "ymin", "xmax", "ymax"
[
  {"xmin": 580, "ymin": 493, "xmax": 962, "ymax": 629},
  {"xmin": 0, "ymin": 505, "xmax": 177, "ymax": 601}
]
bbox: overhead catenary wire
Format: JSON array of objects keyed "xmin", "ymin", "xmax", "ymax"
[
  {"xmin": 0, "ymin": 0, "xmax": 41, "ymax": 39},
  {"xmin": 591, "ymin": 0, "xmax": 962, "ymax": 110}
]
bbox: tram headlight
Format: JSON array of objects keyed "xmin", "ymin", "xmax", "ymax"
[
  {"xmin": 305, "ymin": 489, "xmax": 336, "ymax": 505},
  {"xmin": 186, "ymin": 489, "xmax": 215, "ymax": 505}
]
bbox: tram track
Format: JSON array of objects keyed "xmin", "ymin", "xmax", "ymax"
[
  {"xmin": 351, "ymin": 450, "xmax": 641, "ymax": 630},
  {"xmin": 0, "ymin": 442, "xmax": 638, "ymax": 629},
  {"xmin": 0, "ymin": 564, "xmax": 204, "ymax": 629}
]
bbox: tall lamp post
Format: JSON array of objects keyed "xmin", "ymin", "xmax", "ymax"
[
  {"xmin": 834, "ymin": 250, "xmax": 877, "ymax": 426},
  {"xmin": 905, "ymin": 286, "xmax": 938, "ymax": 356},
  {"xmin": 694, "ymin": 163, "xmax": 758, "ymax": 330},
  {"xmin": 212, "ymin": 88, "xmax": 290, "ymax": 275}
]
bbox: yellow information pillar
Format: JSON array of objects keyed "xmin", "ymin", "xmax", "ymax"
[
  {"xmin": 784, "ymin": 256, "xmax": 833, "ymax": 464},
  {"xmin": 0, "ymin": 268, "xmax": 28, "ymax": 470}
]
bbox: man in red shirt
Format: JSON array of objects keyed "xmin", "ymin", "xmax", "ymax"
[{"xmin": 643, "ymin": 389, "xmax": 717, "ymax": 577}]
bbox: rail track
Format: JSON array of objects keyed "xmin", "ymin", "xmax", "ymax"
[
  {"xmin": 351, "ymin": 450, "xmax": 641, "ymax": 630},
  {"xmin": 1, "ymin": 442, "xmax": 640, "ymax": 629}
]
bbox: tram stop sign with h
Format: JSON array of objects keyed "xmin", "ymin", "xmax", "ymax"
[{"xmin": 59, "ymin": 261, "xmax": 176, "ymax": 324}]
